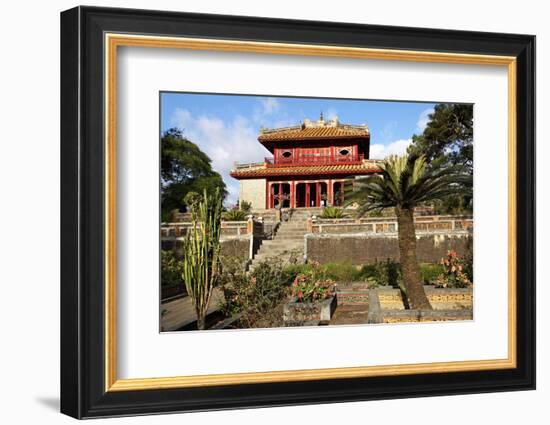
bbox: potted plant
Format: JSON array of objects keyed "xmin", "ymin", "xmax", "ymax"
[{"xmin": 283, "ymin": 263, "xmax": 337, "ymax": 326}]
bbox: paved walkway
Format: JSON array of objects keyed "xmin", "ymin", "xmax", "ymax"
[{"xmin": 161, "ymin": 288, "xmax": 224, "ymax": 331}]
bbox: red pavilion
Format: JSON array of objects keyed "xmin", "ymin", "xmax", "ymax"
[{"xmin": 230, "ymin": 114, "xmax": 382, "ymax": 210}]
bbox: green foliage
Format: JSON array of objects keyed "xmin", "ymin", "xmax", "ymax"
[
  {"xmin": 240, "ymin": 200, "xmax": 252, "ymax": 212},
  {"xmin": 359, "ymin": 259, "xmax": 401, "ymax": 288},
  {"xmin": 183, "ymin": 191, "xmax": 202, "ymax": 214},
  {"xmin": 321, "ymin": 263, "xmax": 361, "ymax": 282},
  {"xmin": 408, "ymin": 104, "xmax": 473, "ymax": 168},
  {"xmin": 462, "ymin": 249, "xmax": 473, "ymax": 282},
  {"xmin": 182, "ymin": 189, "xmax": 223, "ymax": 329},
  {"xmin": 434, "ymin": 250, "xmax": 473, "ymax": 288},
  {"xmin": 320, "ymin": 207, "xmax": 345, "ymax": 218},
  {"xmin": 160, "ymin": 250, "xmax": 184, "ymax": 287},
  {"xmin": 285, "ymin": 261, "xmax": 402, "ymax": 287},
  {"xmin": 220, "ymin": 257, "xmax": 292, "ymax": 329},
  {"xmin": 367, "ymin": 209, "xmax": 384, "ymax": 217},
  {"xmin": 290, "ymin": 262, "xmax": 336, "ymax": 303},
  {"xmin": 345, "ymin": 153, "xmax": 472, "ymax": 215},
  {"xmin": 223, "ymin": 209, "xmax": 248, "ymax": 221},
  {"xmin": 419, "ymin": 263, "xmax": 445, "ymax": 285},
  {"xmin": 161, "ymin": 128, "xmax": 227, "ymax": 220},
  {"xmin": 407, "ymin": 104, "xmax": 473, "ymax": 214}
]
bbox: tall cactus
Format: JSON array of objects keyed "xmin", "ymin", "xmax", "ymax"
[{"xmin": 182, "ymin": 189, "xmax": 223, "ymax": 330}]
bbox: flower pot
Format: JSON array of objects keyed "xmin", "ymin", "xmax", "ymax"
[{"xmin": 283, "ymin": 295, "xmax": 337, "ymax": 326}]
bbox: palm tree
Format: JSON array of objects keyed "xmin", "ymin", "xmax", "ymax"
[{"xmin": 346, "ymin": 154, "xmax": 472, "ymax": 309}]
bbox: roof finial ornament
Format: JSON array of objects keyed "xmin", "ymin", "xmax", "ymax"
[{"xmin": 320, "ymin": 111, "xmax": 324, "ymax": 121}]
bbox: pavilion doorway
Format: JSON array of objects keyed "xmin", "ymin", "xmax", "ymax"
[
  {"xmin": 295, "ymin": 182, "xmax": 328, "ymax": 208},
  {"xmin": 270, "ymin": 182, "xmax": 291, "ymax": 208},
  {"xmin": 333, "ymin": 181, "xmax": 345, "ymax": 206}
]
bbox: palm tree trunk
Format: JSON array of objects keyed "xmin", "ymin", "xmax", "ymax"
[{"xmin": 396, "ymin": 207, "xmax": 432, "ymax": 310}]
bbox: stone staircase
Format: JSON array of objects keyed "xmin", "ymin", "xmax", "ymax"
[
  {"xmin": 248, "ymin": 210, "xmax": 313, "ymax": 272},
  {"xmin": 329, "ymin": 282, "xmax": 370, "ymax": 325}
]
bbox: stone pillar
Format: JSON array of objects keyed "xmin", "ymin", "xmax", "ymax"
[
  {"xmin": 246, "ymin": 216, "xmax": 254, "ymax": 234},
  {"xmin": 306, "ymin": 216, "xmax": 313, "ymax": 233}
]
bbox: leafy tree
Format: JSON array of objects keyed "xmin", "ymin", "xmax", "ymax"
[
  {"xmin": 345, "ymin": 153, "xmax": 472, "ymax": 309},
  {"xmin": 161, "ymin": 128, "xmax": 226, "ymax": 220},
  {"xmin": 408, "ymin": 104, "xmax": 473, "ymax": 214},
  {"xmin": 408, "ymin": 104, "xmax": 473, "ymax": 168}
]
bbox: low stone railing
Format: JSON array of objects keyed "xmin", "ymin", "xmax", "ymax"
[
  {"xmin": 307, "ymin": 215, "xmax": 473, "ymax": 234},
  {"xmin": 161, "ymin": 216, "xmax": 276, "ymax": 239},
  {"xmin": 161, "ymin": 220, "xmax": 251, "ymax": 238}
]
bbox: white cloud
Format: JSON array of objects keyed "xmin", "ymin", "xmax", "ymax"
[
  {"xmin": 378, "ymin": 121, "xmax": 397, "ymax": 143},
  {"xmin": 417, "ymin": 108, "xmax": 434, "ymax": 133},
  {"xmin": 258, "ymin": 97, "xmax": 280, "ymax": 115},
  {"xmin": 370, "ymin": 139, "xmax": 412, "ymax": 160},
  {"xmin": 325, "ymin": 107, "xmax": 339, "ymax": 121},
  {"xmin": 170, "ymin": 108, "xmax": 270, "ymax": 207}
]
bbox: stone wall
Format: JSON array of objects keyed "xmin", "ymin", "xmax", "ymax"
[
  {"xmin": 305, "ymin": 231, "xmax": 472, "ymax": 264},
  {"xmin": 239, "ymin": 178, "xmax": 266, "ymax": 210},
  {"xmin": 161, "ymin": 235, "xmax": 251, "ymax": 261}
]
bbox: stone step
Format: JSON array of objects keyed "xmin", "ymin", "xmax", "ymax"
[
  {"xmin": 278, "ymin": 225, "xmax": 308, "ymax": 230},
  {"xmin": 336, "ymin": 290, "xmax": 370, "ymax": 306},
  {"xmin": 276, "ymin": 225, "xmax": 307, "ymax": 230},
  {"xmin": 277, "ymin": 227, "xmax": 307, "ymax": 231},
  {"xmin": 254, "ymin": 247, "xmax": 302, "ymax": 258},
  {"xmin": 270, "ymin": 233, "xmax": 305, "ymax": 240},
  {"xmin": 261, "ymin": 240, "xmax": 303, "ymax": 247},
  {"xmin": 255, "ymin": 249, "xmax": 301, "ymax": 259}
]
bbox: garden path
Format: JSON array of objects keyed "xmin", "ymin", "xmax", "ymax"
[{"xmin": 160, "ymin": 288, "xmax": 224, "ymax": 331}]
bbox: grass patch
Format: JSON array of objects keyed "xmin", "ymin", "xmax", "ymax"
[{"xmin": 284, "ymin": 261, "xmax": 444, "ymax": 287}]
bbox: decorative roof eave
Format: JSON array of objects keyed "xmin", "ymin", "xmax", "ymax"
[
  {"xmin": 230, "ymin": 166, "xmax": 382, "ymax": 179},
  {"xmin": 258, "ymin": 134, "xmax": 370, "ymax": 144}
]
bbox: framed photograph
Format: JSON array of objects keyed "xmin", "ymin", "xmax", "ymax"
[{"xmin": 60, "ymin": 6, "xmax": 535, "ymax": 419}]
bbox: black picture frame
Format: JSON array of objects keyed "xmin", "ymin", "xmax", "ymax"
[{"xmin": 60, "ymin": 5, "xmax": 536, "ymax": 419}]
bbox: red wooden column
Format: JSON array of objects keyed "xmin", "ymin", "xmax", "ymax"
[
  {"xmin": 328, "ymin": 179, "xmax": 333, "ymax": 206},
  {"xmin": 316, "ymin": 182, "xmax": 321, "ymax": 207},
  {"xmin": 305, "ymin": 183, "xmax": 310, "ymax": 208},
  {"xmin": 267, "ymin": 182, "xmax": 271, "ymax": 209},
  {"xmin": 290, "ymin": 181, "xmax": 296, "ymax": 208}
]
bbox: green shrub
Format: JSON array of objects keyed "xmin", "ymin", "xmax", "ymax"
[
  {"xmin": 434, "ymin": 250, "xmax": 472, "ymax": 288},
  {"xmin": 321, "ymin": 262, "xmax": 362, "ymax": 282},
  {"xmin": 160, "ymin": 250, "xmax": 184, "ymax": 287},
  {"xmin": 321, "ymin": 207, "xmax": 344, "ymax": 218},
  {"xmin": 290, "ymin": 263, "xmax": 336, "ymax": 303},
  {"xmin": 359, "ymin": 259, "xmax": 401, "ymax": 287},
  {"xmin": 223, "ymin": 209, "xmax": 248, "ymax": 221},
  {"xmin": 283, "ymin": 263, "xmax": 312, "ymax": 282},
  {"xmin": 220, "ymin": 257, "xmax": 293, "ymax": 328},
  {"xmin": 419, "ymin": 263, "xmax": 445, "ymax": 285}
]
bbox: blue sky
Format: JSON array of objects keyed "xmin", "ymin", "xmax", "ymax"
[{"xmin": 161, "ymin": 92, "xmax": 436, "ymax": 206}]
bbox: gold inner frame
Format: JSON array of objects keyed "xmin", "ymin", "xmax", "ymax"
[{"xmin": 104, "ymin": 33, "xmax": 517, "ymax": 392}]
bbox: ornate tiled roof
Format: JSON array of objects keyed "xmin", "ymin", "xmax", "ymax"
[
  {"xmin": 258, "ymin": 116, "xmax": 370, "ymax": 143},
  {"xmin": 230, "ymin": 160, "xmax": 381, "ymax": 178}
]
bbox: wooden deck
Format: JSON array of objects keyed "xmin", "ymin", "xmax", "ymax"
[{"xmin": 161, "ymin": 288, "xmax": 225, "ymax": 331}]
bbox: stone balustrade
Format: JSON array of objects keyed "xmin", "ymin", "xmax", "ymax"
[{"xmin": 309, "ymin": 215, "xmax": 472, "ymax": 234}]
